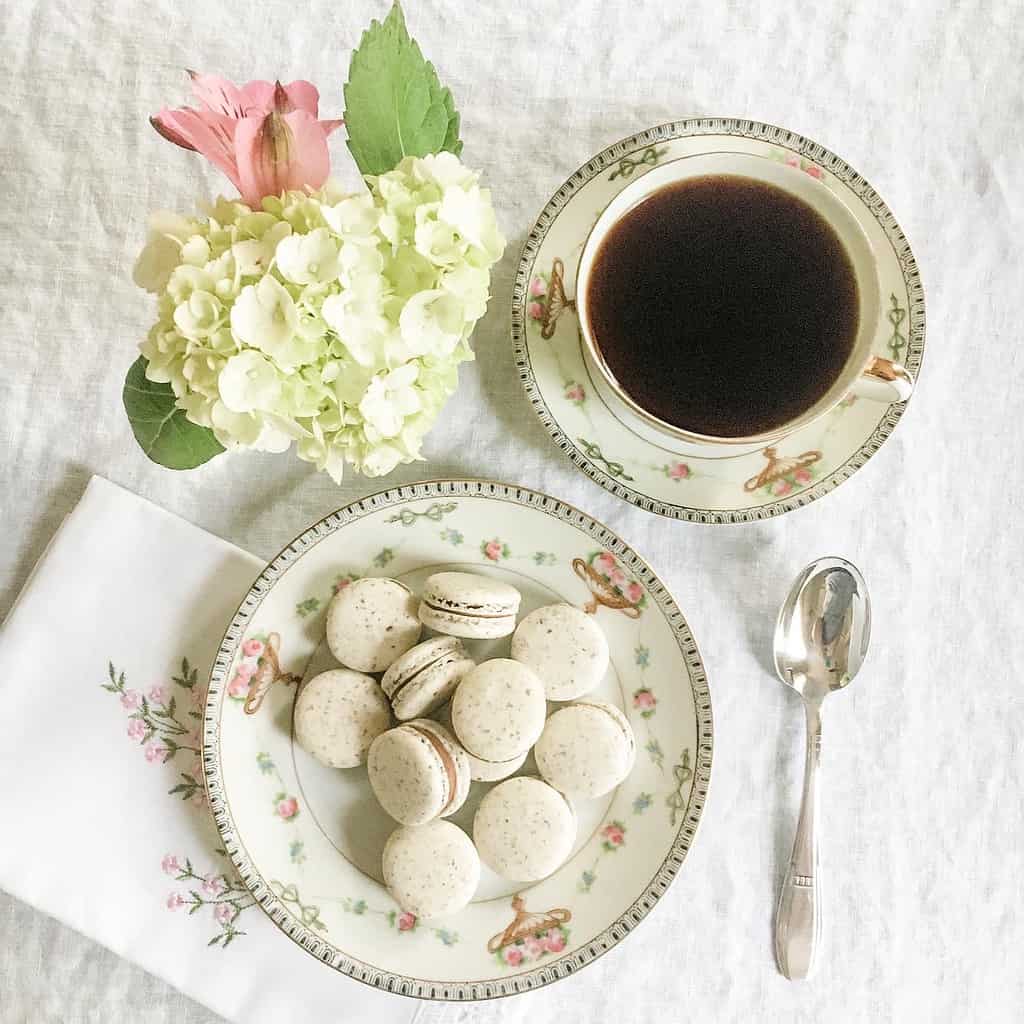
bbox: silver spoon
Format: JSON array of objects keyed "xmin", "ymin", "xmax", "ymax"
[{"xmin": 773, "ymin": 557, "xmax": 871, "ymax": 980}]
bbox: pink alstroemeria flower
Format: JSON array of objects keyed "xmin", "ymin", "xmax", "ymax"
[{"xmin": 151, "ymin": 72, "xmax": 343, "ymax": 206}]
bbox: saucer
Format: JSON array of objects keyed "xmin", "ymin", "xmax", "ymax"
[{"xmin": 511, "ymin": 119, "xmax": 925, "ymax": 523}]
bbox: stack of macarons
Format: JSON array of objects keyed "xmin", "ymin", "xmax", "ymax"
[{"xmin": 292, "ymin": 569, "xmax": 638, "ymax": 921}]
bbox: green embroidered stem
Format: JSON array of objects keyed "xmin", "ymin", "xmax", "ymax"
[
  {"xmin": 101, "ymin": 661, "xmax": 204, "ymax": 798},
  {"xmin": 886, "ymin": 293, "xmax": 907, "ymax": 360},
  {"xmin": 577, "ymin": 438, "xmax": 635, "ymax": 481},
  {"xmin": 609, "ymin": 145, "xmax": 668, "ymax": 181}
]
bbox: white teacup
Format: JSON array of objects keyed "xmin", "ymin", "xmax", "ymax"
[{"xmin": 575, "ymin": 152, "xmax": 914, "ymax": 457}]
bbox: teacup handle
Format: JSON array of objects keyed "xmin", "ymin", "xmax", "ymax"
[{"xmin": 850, "ymin": 356, "xmax": 914, "ymax": 404}]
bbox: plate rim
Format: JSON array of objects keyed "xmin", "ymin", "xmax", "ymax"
[
  {"xmin": 202, "ymin": 478, "xmax": 713, "ymax": 1000},
  {"xmin": 510, "ymin": 116, "xmax": 926, "ymax": 523}
]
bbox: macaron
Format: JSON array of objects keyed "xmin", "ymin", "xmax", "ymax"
[
  {"xmin": 418, "ymin": 571, "xmax": 521, "ymax": 639},
  {"xmin": 368, "ymin": 719, "xmax": 471, "ymax": 826},
  {"xmin": 382, "ymin": 820, "xmax": 480, "ymax": 919},
  {"xmin": 451, "ymin": 659, "xmax": 546, "ymax": 762},
  {"xmin": 511, "ymin": 603, "xmax": 610, "ymax": 701},
  {"xmin": 437, "ymin": 702, "xmax": 528, "ymax": 781},
  {"xmin": 381, "ymin": 636, "xmax": 476, "ymax": 721},
  {"xmin": 326, "ymin": 577, "xmax": 421, "ymax": 673},
  {"xmin": 534, "ymin": 701, "xmax": 637, "ymax": 798},
  {"xmin": 473, "ymin": 776, "xmax": 577, "ymax": 881},
  {"xmin": 293, "ymin": 669, "xmax": 391, "ymax": 769}
]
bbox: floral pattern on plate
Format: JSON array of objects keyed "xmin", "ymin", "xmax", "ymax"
[
  {"xmin": 488, "ymin": 895, "xmax": 571, "ymax": 966},
  {"xmin": 204, "ymin": 481, "xmax": 711, "ymax": 999}
]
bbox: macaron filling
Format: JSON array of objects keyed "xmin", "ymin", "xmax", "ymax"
[
  {"xmin": 406, "ymin": 723, "xmax": 459, "ymax": 815},
  {"xmin": 421, "ymin": 597, "xmax": 513, "ymax": 619}
]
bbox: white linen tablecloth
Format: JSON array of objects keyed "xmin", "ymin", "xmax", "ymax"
[{"xmin": 1, "ymin": 0, "xmax": 1022, "ymax": 1021}]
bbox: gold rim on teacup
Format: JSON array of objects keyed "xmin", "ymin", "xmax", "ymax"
[{"xmin": 574, "ymin": 151, "xmax": 915, "ymax": 458}]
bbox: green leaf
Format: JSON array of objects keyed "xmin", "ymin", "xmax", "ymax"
[
  {"xmin": 123, "ymin": 357, "xmax": 224, "ymax": 470},
  {"xmin": 344, "ymin": 1, "xmax": 462, "ymax": 176}
]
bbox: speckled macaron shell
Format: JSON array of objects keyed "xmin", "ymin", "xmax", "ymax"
[
  {"xmin": 367, "ymin": 719, "xmax": 470, "ymax": 825},
  {"xmin": 472, "ymin": 776, "xmax": 577, "ymax": 881},
  {"xmin": 511, "ymin": 603, "xmax": 610, "ymax": 701},
  {"xmin": 293, "ymin": 669, "xmax": 391, "ymax": 769},
  {"xmin": 417, "ymin": 572, "xmax": 521, "ymax": 639},
  {"xmin": 534, "ymin": 701, "xmax": 637, "ymax": 798},
  {"xmin": 590, "ymin": 700, "xmax": 637, "ymax": 772},
  {"xmin": 326, "ymin": 577, "xmax": 422, "ymax": 673},
  {"xmin": 381, "ymin": 636, "xmax": 476, "ymax": 721},
  {"xmin": 382, "ymin": 820, "xmax": 481, "ymax": 919},
  {"xmin": 437, "ymin": 701, "xmax": 528, "ymax": 781},
  {"xmin": 451, "ymin": 659, "xmax": 547, "ymax": 761}
]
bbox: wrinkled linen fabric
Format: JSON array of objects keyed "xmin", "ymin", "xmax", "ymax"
[{"xmin": 1, "ymin": 0, "xmax": 1022, "ymax": 1021}]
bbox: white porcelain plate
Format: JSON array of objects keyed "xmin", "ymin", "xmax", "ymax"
[
  {"xmin": 512, "ymin": 119, "xmax": 926, "ymax": 522},
  {"xmin": 203, "ymin": 481, "xmax": 712, "ymax": 1000}
]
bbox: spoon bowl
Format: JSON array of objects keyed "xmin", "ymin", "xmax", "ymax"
[{"xmin": 774, "ymin": 557, "xmax": 871, "ymax": 703}]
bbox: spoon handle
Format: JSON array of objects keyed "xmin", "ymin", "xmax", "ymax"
[{"xmin": 775, "ymin": 698, "xmax": 822, "ymax": 980}]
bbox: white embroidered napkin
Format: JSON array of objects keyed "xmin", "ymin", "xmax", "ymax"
[{"xmin": 0, "ymin": 477, "xmax": 420, "ymax": 1024}]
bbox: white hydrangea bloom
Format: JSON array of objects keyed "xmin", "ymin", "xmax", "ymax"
[
  {"xmin": 133, "ymin": 211, "xmax": 200, "ymax": 294},
  {"xmin": 173, "ymin": 290, "xmax": 224, "ymax": 340},
  {"xmin": 218, "ymin": 350, "xmax": 281, "ymax": 412},
  {"xmin": 399, "ymin": 289, "xmax": 465, "ymax": 357},
  {"xmin": 359, "ymin": 364, "xmax": 422, "ymax": 439},
  {"xmin": 136, "ymin": 154, "xmax": 505, "ymax": 483},
  {"xmin": 230, "ymin": 275, "xmax": 313, "ymax": 369},
  {"xmin": 276, "ymin": 228, "xmax": 341, "ymax": 285}
]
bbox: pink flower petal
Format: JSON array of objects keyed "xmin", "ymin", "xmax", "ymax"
[
  {"xmin": 151, "ymin": 108, "xmax": 241, "ymax": 189},
  {"xmin": 187, "ymin": 71, "xmax": 249, "ymax": 118},
  {"xmin": 234, "ymin": 110, "xmax": 330, "ymax": 206},
  {"xmin": 280, "ymin": 80, "xmax": 321, "ymax": 116},
  {"xmin": 317, "ymin": 117, "xmax": 345, "ymax": 137},
  {"xmin": 237, "ymin": 79, "xmax": 276, "ymax": 114}
]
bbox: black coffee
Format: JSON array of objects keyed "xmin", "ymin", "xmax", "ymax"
[{"xmin": 585, "ymin": 174, "xmax": 859, "ymax": 437}]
